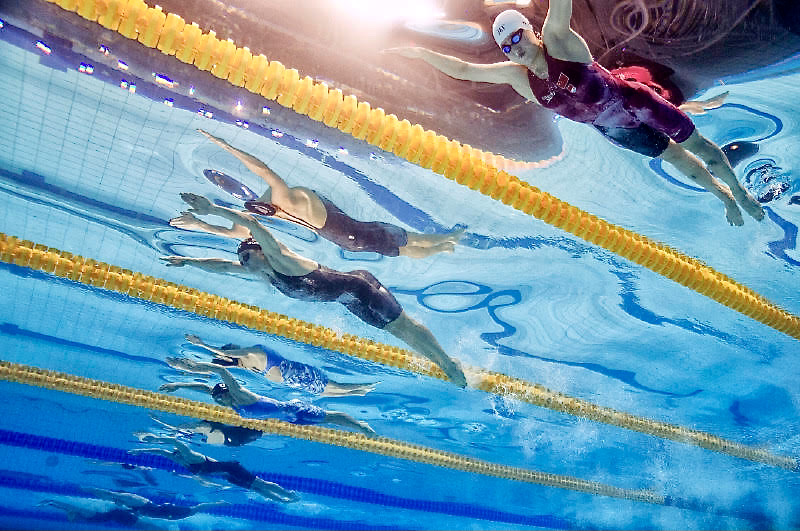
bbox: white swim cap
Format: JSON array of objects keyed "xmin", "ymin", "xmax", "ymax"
[{"xmin": 492, "ymin": 10, "xmax": 533, "ymax": 47}]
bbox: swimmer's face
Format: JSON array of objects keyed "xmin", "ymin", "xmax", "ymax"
[
  {"xmin": 212, "ymin": 390, "xmax": 235, "ymax": 407},
  {"xmin": 238, "ymin": 248, "xmax": 266, "ymax": 271},
  {"xmin": 500, "ymin": 28, "xmax": 539, "ymax": 65}
]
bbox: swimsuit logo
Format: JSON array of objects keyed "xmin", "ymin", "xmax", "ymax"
[{"xmin": 556, "ymin": 72, "xmax": 576, "ymax": 93}]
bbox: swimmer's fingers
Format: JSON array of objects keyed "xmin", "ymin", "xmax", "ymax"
[
  {"xmin": 359, "ymin": 421, "xmax": 377, "ymax": 437},
  {"xmin": 167, "ymin": 356, "xmax": 214, "ymax": 374},
  {"xmin": 179, "ymin": 193, "xmax": 213, "ymax": 214},
  {"xmin": 160, "ymin": 256, "xmax": 188, "ymax": 267},
  {"xmin": 160, "ymin": 256, "xmax": 186, "ymax": 267},
  {"xmin": 184, "ymin": 333, "xmax": 203, "ymax": 345},
  {"xmin": 158, "ymin": 383, "xmax": 181, "ymax": 393},
  {"xmin": 169, "ymin": 212, "xmax": 200, "ymax": 227}
]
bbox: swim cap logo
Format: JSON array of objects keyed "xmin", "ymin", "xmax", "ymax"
[{"xmin": 496, "ymin": 24, "xmax": 506, "ymax": 35}]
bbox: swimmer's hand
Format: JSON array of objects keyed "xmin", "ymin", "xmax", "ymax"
[
  {"xmin": 197, "ymin": 129, "xmax": 227, "ymax": 146},
  {"xmin": 356, "ymin": 420, "xmax": 377, "ymax": 437},
  {"xmin": 382, "ymin": 46, "xmax": 425, "ymax": 59},
  {"xmin": 158, "ymin": 382, "xmax": 184, "ymax": 393},
  {"xmin": 184, "ymin": 334, "xmax": 204, "ymax": 346},
  {"xmin": 180, "ymin": 192, "xmax": 215, "ymax": 216},
  {"xmin": 165, "ymin": 356, "xmax": 213, "ymax": 373},
  {"xmin": 169, "ymin": 211, "xmax": 201, "ymax": 229},
  {"xmin": 161, "ymin": 256, "xmax": 189, "ymax": 267}
]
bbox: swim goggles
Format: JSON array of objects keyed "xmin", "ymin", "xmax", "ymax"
[
  {"xmin": 244, "ymin": 200, "xmax": 277, "ymax": 216},
  {"xmin": 501, "ymin": 29, "xmax": 523, "ymax": 54}
]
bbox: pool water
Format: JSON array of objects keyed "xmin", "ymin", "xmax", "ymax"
[{"xmin": 1, "ymin": 4, "xmax": 799, "ymax": 530}]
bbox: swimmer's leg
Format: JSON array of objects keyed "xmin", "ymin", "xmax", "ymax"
[
  {"xmin": 679, "ymin": 130, "xmax": 764, "ymax": 221},
  {"xmin": 322, "ymin": 380, "xmax": 377, "ymax": 397},
  {"xmin": 405, "ymin": 227, "xmax": 465, "ymax": 248},
  {"xmin": 383, "ymin": 311, "xmax": 467, "ymax": 388},
  {"xmin": 250, "ymin": 477, "xmax": 300, "ymax": 503},
  {"xmin": 658, "ymin": 140, "xmax": 744, "ymax": 226},
  {"xmin": 399, "ymin": 241, "xmax": 456, "ymax": 258}
]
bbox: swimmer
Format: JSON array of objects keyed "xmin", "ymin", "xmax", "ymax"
[
  {"xmin": 151, "ymin": 415, "xmax": 263, "ymax": 446},
  {"xmin": 160, "ymin": 356, "xmax": 376, "ymax": 435},
  {"xmin": 185, "ymin": 333, "xmax": 377, "ymax": 397},
  {"xmin": 162, "ymin": 192, "xmax": 468, "ymax": 388},
  {"xmin": 171, "ymin": 129, "xmax": 465, "ymax": 257},
  {"xmin": 128, "ymin": 434, "xmax": 299, "ymax": 502},
  {"xmin": 385, "ymin": 3, "xmax": 765, "ymax": 226},
  {"xmin": 40, "ymin": 489, "xmax": 227, "ymax": 523}
]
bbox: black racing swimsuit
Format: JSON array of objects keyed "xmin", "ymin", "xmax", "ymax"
[
  {"xmin": 186, "ymin": 458, "xmax": 256, "ymax": 489},
  {"xmin": 269, "ymin": 265, "xmax": 403, "ymax": 329},
  {"xmin": 317, "ymin": 196, "xmax": 408, "ymax": 256}
]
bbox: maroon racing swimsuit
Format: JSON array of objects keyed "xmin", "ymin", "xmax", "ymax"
[{"xmin": 527, "ymin": 46, "xmax": 695, "ymax": 157}]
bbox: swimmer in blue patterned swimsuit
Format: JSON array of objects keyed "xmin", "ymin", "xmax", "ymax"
[
  {"xmin": 185, "ymin": 333, "xmax": 377, "ymax": 397},
  {"xmin": 386, "ymin": 1, "xmax": 765, "ymax": 226},
  {"xmin": 160, "ymin": 356, "xmax": 376, "ymax": 435},
  {"xmin": 162, "ymin": 193, "xmax": 468, "ymax": 388},
  {"xmin": 170, "ymin": 129, "xmax": 464, "ymax": 257}
]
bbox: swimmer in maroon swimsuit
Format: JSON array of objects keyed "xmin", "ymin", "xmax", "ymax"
[
  {"xmin": 386, "ymin": 1, "xmax": 765, "ymax": 227},
  {"xmin": 162, "ymin": 193, "xmax": 468, "ymax": 388},
  {"xmin": 170, "ymin": 129, "xmax": 464, "ymax": 256}
]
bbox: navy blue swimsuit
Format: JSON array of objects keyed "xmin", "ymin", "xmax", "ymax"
[
  {"xmin": 233, "ymin": 397, "xmax": 326, "ymax": 425},
  {"xmin": 260, "ymin": 346, "xmax": 329, "ymax": 394},
  {"xmin": 317, "ymin": 196, "xmax": 408, "ymax": 256},
  {"xmin": 269, "ymin": 265, "xmax": 403, "ymax": 329}
]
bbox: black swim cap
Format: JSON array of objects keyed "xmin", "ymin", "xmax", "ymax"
[
  {"xmin": 237, "ymin": 238, "xmax": 262, "ymax": 255},
  {"xmin": 211, "ymin": 382, "xmax": 229, "ymax": 399}
]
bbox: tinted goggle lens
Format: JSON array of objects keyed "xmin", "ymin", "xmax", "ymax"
[{"xmin": 502, "ymin": 29, "xmax": 523, "ymax": 54}]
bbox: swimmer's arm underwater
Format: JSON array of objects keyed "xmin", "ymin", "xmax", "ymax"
[
  {"xmin": 160, "ymin": 256, "xmax": 243, "ymax": 274},
  {"xmin": 384, "ymin": 47, "xmax": 532, "ymax": 99},
  {"xmin": 198, "ymin": 129, "xmax": 292, "ymax": 202},
  {"xmin": 180, "ymin": 193, "xmax": 284, "ymax": 257}
]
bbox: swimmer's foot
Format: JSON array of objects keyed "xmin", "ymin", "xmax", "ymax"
[
  {"xmin": 725, "ymin": 203, "xmax": 744, "ymax": 226},
  {"xmin": 435, "ymin": 356, "xmax": 467, "ymax": 388},
  {"xmin": 447, "ymin": 226, "xmax": 467, "ymax": 243},
  {"xmin": 735, "ymin": 191, "xmax": 765, "ymax": 221}
]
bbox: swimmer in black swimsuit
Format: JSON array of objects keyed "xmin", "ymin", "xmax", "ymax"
[
  {"xmin": 185, "ymin": 333, "xmax": 377, "ymax": 397},
  {"xmin": 40, "ymin": 489, "xmax": 226, "ymax": 523},
  {"xmin": 151, "ymin": 415, "xmax": 263, "ymax": 446},
  {"xmin": 128, "ymin": 434, "xmax": 299, "ymax": 502},
  {"xmin": 171, "ymin": 129, "xmax": 464, "ymax": 256},
  {"xmin": 162, "ymin": 193, "xmax": 468, "ymax": 388},
  {"xmin": 160, "ymin": 356, "xmax": 376, "ymax": 435},
  {"xmin": 386, "ymin": 1, "xmax": 765, "ymax": 226}
]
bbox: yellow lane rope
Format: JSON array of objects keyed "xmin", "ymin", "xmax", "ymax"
[
  {"xmin": 0, "ymin": 359, "xmax": 665, "ymax": 504},
  {"xmin": 2, "ymin": 233, "xmax": 796, "ymax": 471},
  {"xmin": 36, "ymin": 0, "xmax": 800, "ymax": 341}
]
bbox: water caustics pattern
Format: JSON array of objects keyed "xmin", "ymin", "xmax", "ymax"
[{"xmin": 0, "ymin": 1, "xmax": 800, "ymax": 530}]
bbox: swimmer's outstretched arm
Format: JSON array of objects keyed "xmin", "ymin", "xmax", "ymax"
[
  {"xmin": 323, "ymin": 411, "xmax": 376, "ymax": 436},
  {"xmin": 198, "ymin": 129, "xmax": 292, "ymax": 202},
  {"xmin": 165, "ymin": 357, "xmax": 261, "ymax": 406},
  {"xmin": 185, "ymin": 334, "xmax": 262, "ymax": 361},
  {"xmin": 83, "ymin": 488, "xmax": 149, "ymax": 508},
  {"xmin": 180, "ymin": 193, "xmax": 284, "ymax": 257},
  {"xmin": 160, "ymin": 256, "xmax": 244, "ymax": 274},
  {"xmin": 169, "ymin": 211, "xmax": 252, "ymax": 240},
  {"xmin": 159, "ymin": 382, "xmax": 215, "ymax": 394}
]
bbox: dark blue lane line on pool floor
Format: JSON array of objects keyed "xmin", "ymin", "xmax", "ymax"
[{"xmin": 0, "ymin": 428, "xmax": 573, "ymax": 529}]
